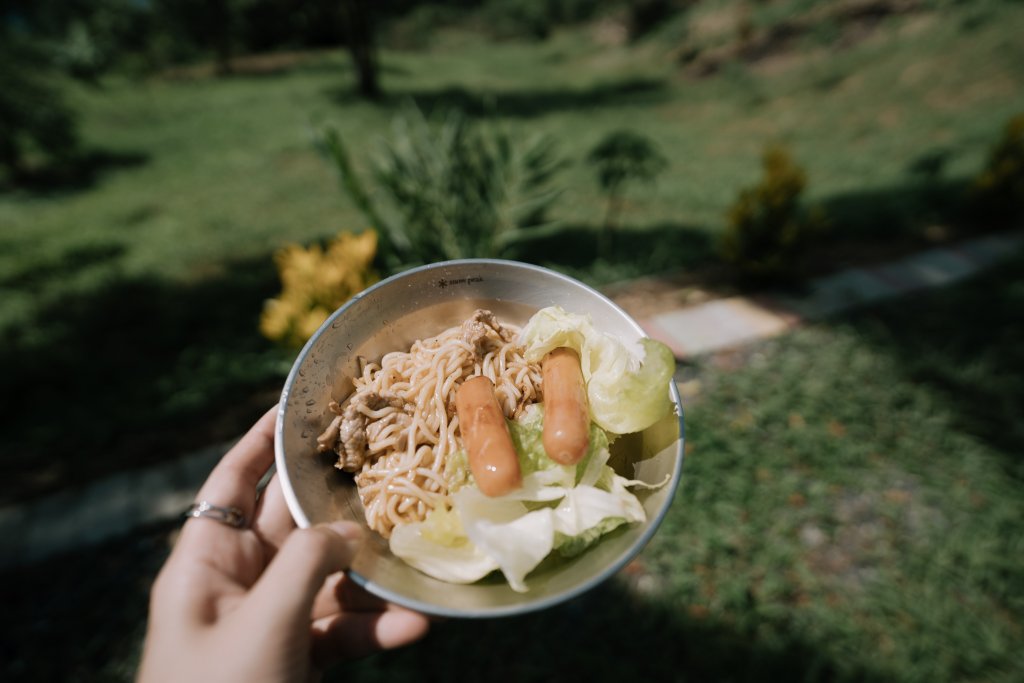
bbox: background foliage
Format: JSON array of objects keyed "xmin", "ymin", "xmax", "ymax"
[
  {"xmin": 720, "ymin": 144, "xmax": 823, "ymax": 283},
  {"xmin": 587, "ymin": 128, "xmax": 668, "ymax": 234},
  {"xmin": 972, "ymin": 112, "xmax": 1024, "ymax": 225}
]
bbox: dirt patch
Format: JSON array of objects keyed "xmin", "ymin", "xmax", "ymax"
[
  {"xmin": 926, "ymin": 73, "xmax": 1021, "ymax": 112},
  {"xmin": 591, "ymin": 17, "xmax": 629, "ymax": 47},
  {"xmin": 603, "ymin": 264, "xmax": 738, "ymax": 320},
  {"xmin": 603, "ymin": 228, "xmax": 952, "ymax": 323},
  {"xmin": 687, "ymin": 3, "xmax": 747, "ymax": 44},
  {"xmin": 749, "ymin": 45, "xmax": 828, "ymax": 79},
  {"xmin": 160, "ymin": 50, "xmax": 326, "ymax": 81},
  {"xmin": 682, "ymin": 0, "xmax": 925, "ymax": 78}
]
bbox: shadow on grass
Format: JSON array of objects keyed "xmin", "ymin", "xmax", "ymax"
[
  {"xmin": 0, "ymin": 520, "xmax": 174, "ymax": 682},
  {"xmin": 1, "ymin": 148, "xmax": 150, "ymax": 196},
  {"xmin": 325, "ymin": 76, "xmax": 669, "ymax": 117},
  {"xmin": 508, "ymin": 221, "xmax": 717, "ymax": 282},
  {"xmin": 234, "ymin": 56, "xmax": 410, "ymax": 80},
  {"xmin": 160, "ymin": 52, "xmax": 410, "ymax": 82},
  {"xmin": 740, "ymin": 166, "xmax": 1019, "ymax": 287},
  {"xmin": 0, "ymin": 526, "xmax": 887, "ymax": 683},
  {"xmin": 0, "ymin": 241, "xmax": 127, "ymax": 289},
  {"xmin": 337, "ymin": 579, "xmax": 885, "ymax": 682},
  {"xmin": 831, "ymin": 248, "xmax": 1024, "ymax": 479},
  {"xmin": 819, "ymin": 175, "xmax": 972, "ymax": 244},
  {"xmin": 0, "ymin": 255, "xmax": 289, "ymax": 504},
  {"xmin": 807, "ymin": 156, "xmax": 1023, "ymax": 473}
]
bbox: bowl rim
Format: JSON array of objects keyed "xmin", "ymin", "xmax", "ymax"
[{"xmin": 274, "ymin": 258, "xmax": 686, "ymax": 618}]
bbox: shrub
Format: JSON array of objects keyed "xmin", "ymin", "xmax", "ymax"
[
  {"xmin": 971, "ymin": 112, "xmax": 1024, "ymax": 225},
  {"xmin": 321, "ymin": 106, "xmax": 565, "ymax": 270},
  {"xmin": 586, "ymin": 129, "xmax": 668, "ymax": 234},
  {"xmin": 720, "ymin": 144, "xmax": 822, "ymax": 283},
  {"xmin": 629, "ymin": 0, "xmax": 682, "ymax": 42},
  {"xmin": 260, "ymin": 230, "xmax": 380, "ymax": 348},
  {"xmin": 477, "ymin": 0, "xmax": 601, "ymax": 42},
  {"xmin": 480, "ymin": 0, "xmax": 551, "ymax": 41},
  {"xmin": 0, "ymin": 38, "xmax": 79, "ymax": 181}
]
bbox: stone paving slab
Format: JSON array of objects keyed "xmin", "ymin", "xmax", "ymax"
[
  {"xmin": 902, "ymin": 249, "xmax": 974, "ymax": 287},
  {"xmin": 642, "ymin": 231, "xmax": 1021, "ymax": 358},
  {"xmin": 643, "ymin": 297, "xmax": 792, "ymax": 356},
  {"xmin": 869, "ymin": 261, "xmax": 932, "ymax": 294},
  {"xmin": 778, "ymin": 268, "xmax": 897, "ymax": 320},
  {"xmin": 957, "ymin": 232, "xmax": 1023, "ymax": 264}
]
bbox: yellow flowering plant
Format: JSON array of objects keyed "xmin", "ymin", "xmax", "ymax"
[{"xmin": 260, "ymin": 230, "xmax": 380, "ymax": 348}]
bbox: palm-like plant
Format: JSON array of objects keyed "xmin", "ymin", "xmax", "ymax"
[
  {"xmin": 321, "ymin": 106, "xmax": 565, "ymax": 270},
  {"xmin": 586, "ymin": 129, "xmax": 668, "ymax": 237}
]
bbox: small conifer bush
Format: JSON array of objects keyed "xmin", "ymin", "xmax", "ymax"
[
  {"xmin": 971, "ymin": 112, "xmax": 1024, "ymax": 225},
  {"xmin": 720, "ymin": 144, "xmax": 822, "ymax": 283}
]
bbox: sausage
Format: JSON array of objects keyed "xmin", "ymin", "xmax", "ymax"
[
  {"xmin": 541, "ymin": 347, "xmax": 590, "ymax": 465},
  {"xmin": 455, "ymin": 376, "xmax": 522, "ymax": 497}
]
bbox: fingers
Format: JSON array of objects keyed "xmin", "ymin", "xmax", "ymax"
[
  {"xmin": 192, "ymin": 405, "xmax": 278, "ymax": 528},
  {"xmin": 311, "ymin": 607, "xmax": 431, "ymax": 664},
  {"xmin": 311, "ymin": 572, "xmax": 391, "ymax": 621},
  {"xmin": 251, "ymin": 473, "xmax": 296, "ymax": 558},
  {"xmin": 238, "ymin": 521, "xmax": 364, "ymax": 630}
]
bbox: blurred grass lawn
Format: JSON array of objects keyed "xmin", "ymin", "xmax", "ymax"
[
  {"xmin": 3, "ymin": 1, "xmax": 1024, "ymax": 502},
  {"xmin": 5, "ymin": 247, "xmax": 1022, "ymax": 683}
]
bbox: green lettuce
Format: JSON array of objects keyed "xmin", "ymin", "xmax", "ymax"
[
  {"xmin": 518, "ymin": 306, "xmax": 675, "ymax": 434},
  {"xmin": 390, "ymin": 407, "xmax": 645, "ymax": 592}
]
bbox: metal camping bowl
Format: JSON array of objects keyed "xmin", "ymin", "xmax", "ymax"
[{"xmin": 274, "ymin": 259, "xmax": 685, "ymax": 618}]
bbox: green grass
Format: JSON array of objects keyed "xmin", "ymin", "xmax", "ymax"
[
  {"xmin": 2, "ymin": 0, "xmax": 1024, "ymax": 501},
  {"xmin": 6, "ymin": 248, "xmax": 1021, "ymax": 682}
]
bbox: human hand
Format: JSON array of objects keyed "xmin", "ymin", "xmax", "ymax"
[{"xmin": 137, "ymin": 406, "xmax": 430, "ymax": 683}]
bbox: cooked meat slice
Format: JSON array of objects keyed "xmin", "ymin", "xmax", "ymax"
[
  {"xmin": 316, "ymin": 412, "xmax": 344, "ymax": 452},
  {"xmin": 460, "ymin": 309, "xmax": 514, "ymax": 356},
  {"xmin": 334, "ymin": 391, "xmax": 406, "ymax": 472}
]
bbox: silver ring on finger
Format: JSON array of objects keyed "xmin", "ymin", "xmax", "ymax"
[{"xmin": 184, "ymin": 501, "xmax": 247, "ymax": 529}]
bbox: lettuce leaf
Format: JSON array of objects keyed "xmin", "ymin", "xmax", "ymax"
[
  {"xmin": 518, "ymin": 306, "xmax": 675, "ymax": 434},
  {"xmin": 555, "ymin": 516, "xmax": 628, "ymax": 558},
  {"xmin": 389, "ymin": 409, "xmax": 647, "ymax": 592},
  {"xmin": 389, "ymin": 517, "xmax": 499, "ymax": 584},
  {"xmin": 508, "ymin": 404, "xmax": 611, "ymax": 487}
]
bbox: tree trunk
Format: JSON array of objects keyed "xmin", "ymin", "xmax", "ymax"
[
  {"xmin": 214, "ymin": 37, "xmax": 233, "ymax": 76},
  {"xmin": 342, "ymin": 0, "xmax": 380, "ymax": 99},
  {"xmin": 0, "ymin": 136, "xmax": 24, "ymax": 182},
  {"xmin": 210, "ymin": 0, "xmax": 234, "ymax": 77},
  {"xmin": 600, "ymin": 187, "xmax": 623, "ymax": 257}
]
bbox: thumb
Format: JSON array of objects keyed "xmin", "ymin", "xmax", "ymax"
[{"xmin": 242, "ymin": 521, "xmax": 364, "ymax": 627}]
